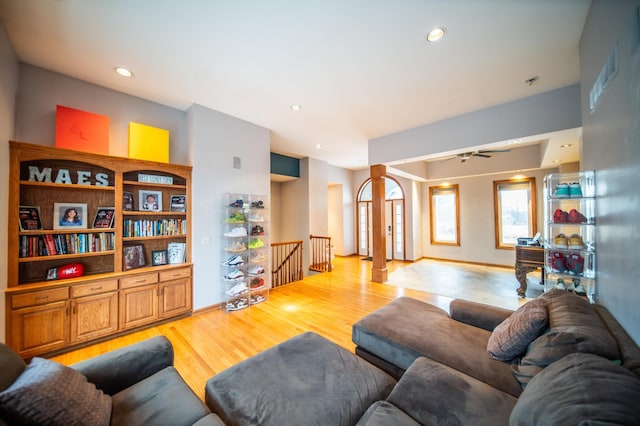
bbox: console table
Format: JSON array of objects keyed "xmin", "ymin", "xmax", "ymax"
[{"xmin": 515, "ymin": 245, "xmax": 545, "ymax": 297}]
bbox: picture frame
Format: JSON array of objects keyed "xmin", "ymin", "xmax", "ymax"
[
  {"xmin": 139, "ymin": 190, "xmax": 163, "ymax": 212},
  {"xmin": 18, "ymin": 206, "xmax": 42, "ymax": 231},
  {"xmin": 123, "ymin": 245, "xmax": 146, "ymax": 270},
  {"xmin": 167, "ymin": 242, "xmax": 186, "ymax": 264},
  {"xmin": 53, "ymin": 203, "xmax": 88, "ymax": 230},
  {"xmin": 170, "ymin": 194, "xmax": 186, "ymax": 212},
  {"xmin": 93, "ymin": 207, "xmax": 115, "ymax": 228},
  {"xmin": 152, "ymin": 250, "xmax": 168, "ymax": 266},
  {"xmin": 123, "ymin": 191, "xmax": 135, "ymax": 211}
]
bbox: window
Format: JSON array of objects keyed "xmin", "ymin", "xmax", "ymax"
[
  {"xmin": 429, "ymin": 184, "xmax": 460, "ymax": 246},
  {"xmin": 493, "ymin": 178, "xmax": 537, "ymax": 249}
]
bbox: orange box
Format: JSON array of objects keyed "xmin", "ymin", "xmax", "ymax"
[{"xmin": 55, "ymin": 105, "xmax": 110, "ymax": 154}]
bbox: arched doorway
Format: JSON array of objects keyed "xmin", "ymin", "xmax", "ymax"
[{"xmin": 357, "ymin": 176, "xmax": 405, "ymax": 260}]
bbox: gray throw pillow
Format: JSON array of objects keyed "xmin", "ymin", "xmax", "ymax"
[
  {"xmin": 0, "ymin": 357, "xmax": 111, "ymax": 426},
  {"xmin": 487, "ymin": 298, "xmax": 548, "ymax": 361},
  {"xmin": 510, "ymin": 352, "xmax": 640, "ymax": 425}
]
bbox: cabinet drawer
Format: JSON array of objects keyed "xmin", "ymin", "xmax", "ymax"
[
  {"xmin": 71, "ymin": 279, "xmax": 119, "ymax": 298},
  {"xmin": 159, "ymin": 267, "xmax": 191, "ymax": 282},
  {"xmin": 11, "ymin": 287, "xmax": 69, "ymax": 309},
  {"xmin": 120, "ymin": 272, "xmax": 158, "ymax": 289}
]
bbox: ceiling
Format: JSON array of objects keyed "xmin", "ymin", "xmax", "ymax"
[{"xmin": 0, "ymin": 0, "xmax": 590, "ymax": 171}]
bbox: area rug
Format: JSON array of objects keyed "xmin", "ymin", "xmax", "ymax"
[{"xmin": 385, "ymin": 259, "xmax": 543, "ymax": 310}]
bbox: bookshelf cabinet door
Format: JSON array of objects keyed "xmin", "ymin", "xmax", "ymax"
[
  {"xmin": 71, "ymin": 291, "xmax": 118, "ymax": 342},
  {"xmin": 119, "ymin": 284, "xmax": 159, "ymax": 329},
  {"xmin": 10, "ymin": 300, "xmax": 70, "ymax": 358}
]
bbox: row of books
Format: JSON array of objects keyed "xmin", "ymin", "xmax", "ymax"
[
  {"xmin": 123, "ymin": 219, "xmax": 187, "ymax": 238},
  {"xmin": 19, "ymin": 233, "xmax": 115, "ymax": 258}
]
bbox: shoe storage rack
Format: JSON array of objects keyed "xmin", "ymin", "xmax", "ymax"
[
  {"xmin": 221, "ymin": 193, "xmax": 270, "ymax": 311},
  {"xmin": 543, "ymin": 170, "xmax": 596, "ymax": 302}
]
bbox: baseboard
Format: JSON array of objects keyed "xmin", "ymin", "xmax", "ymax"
[{"xmin": 420, "ymin": 256, "xmax": 514, "ymax": 270}]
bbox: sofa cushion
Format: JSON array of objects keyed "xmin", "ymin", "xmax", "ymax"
[
  {"xmin": 510, "ymin": 353, "xmax": 640, "ymax": 425},
  {"xmin": 0, "ymin": 357, "xmax": 111, "ymax": 426},
  {"xmin": 512, "ymin": 290, "xmax": 621, "ymax": 386},
  {"xmin": 353, "ymin": 297, "xmax": 523, "ymax": 396},
  {"xmin": 111, "ymin": 366, "xmax": 210, "ymax": 426},
  {"xmin": 0, "ymin": 343, "xmax": 25, "ymax": 392},
  {"xmin": 387, "ymin": 357, "xmax": 517, "ymax": 426},
  {"xmin": 206, "ymin": 332, "xmax": 396, "ymax": 426},
  {"xmin": 487, "ymin": 298, "xmax": 548, "ymax": 361},
  {"xmin": 356, "ymin": 401, "xmax": 421, "ymax": 426}
]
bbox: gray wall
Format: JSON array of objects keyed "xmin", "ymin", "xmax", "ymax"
[
  {"xmin": 579, "ymin": 0, "xmax": 640, "ymax": 343},
  {"xmin": 0, "ymin": 20, "xmax": 19, "ymax": 343}
]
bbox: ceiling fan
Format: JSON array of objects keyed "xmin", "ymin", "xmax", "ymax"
[{"xmin": 444, "ymin": 149, "xmax": 511, "ymax": 163}]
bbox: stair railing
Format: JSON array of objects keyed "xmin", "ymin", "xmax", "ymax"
[
  {"xmin": 271, "ymin": 240, "xmax": 304, "ymax": 287},
  {"xmin": 309, "ymin": 234, "xmax": 333, "ymax": 272}
]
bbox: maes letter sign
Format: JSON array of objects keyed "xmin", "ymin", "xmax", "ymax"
[{"xmin": 28, "ymin": 166, "xmax": 110, "ymax": 186}]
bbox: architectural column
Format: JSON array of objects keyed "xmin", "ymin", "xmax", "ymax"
[{"xmin": 370, "ymin": 164, "xmax": 387, "ymax": 282}]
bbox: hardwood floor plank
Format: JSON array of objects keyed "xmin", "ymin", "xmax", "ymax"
[{"xmin": 49, "ymin": 255, "xmax": 520, "ymax": 400}]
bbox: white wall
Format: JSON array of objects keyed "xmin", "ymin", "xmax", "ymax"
[
  {"xmin": 579, "ymin": 0, "xmax": 640, "ymax": 343},
  {"xmin": 187, "ymin": 104, "xmax": 270, "ymax": 308},
  {"xmin": 328, "ymin": 164, "xmax": 356, "ymax": 255},
  {"xmin": 0, "ymin": 21, "xmax": 19, "ymax": 343},
  {"xmin": 270, "ymin": 181, "xmax": 282, "ymax": 243}
]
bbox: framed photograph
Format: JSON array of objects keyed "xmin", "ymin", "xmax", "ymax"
[
  {"xmin": 152, "ymin": 250, "xmax": 168, "ymax": 266},
  {"xmin": 53, "ymin": 203, "xmax": 88, "ymax": 230},
  {"xmin": 167, "ymin": 242, "xmax": 186, "ymax": 264},
  {"xmin": 139, "ymin": 190, "xmax": 162, "ymax": 212},
  {"xmin": 93, "ymin": 207, "xmax": 115, "ymax": 228},
  {"xmin": 170, "ymin": 194, "xmax": 186, "ymax": 212},
  {"xmin": 123, "ymin": 191, "xmax": 135, "ymax": 211},
  {"xmin": 18, "ymin": 206, "xmax": 42, "ymax": 231},
  {"xmin": 123, "ymin": 245, "xmax": 146, "ymax": 270}
]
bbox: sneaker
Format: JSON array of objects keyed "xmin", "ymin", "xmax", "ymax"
[
  {"xmin": 228, "ymin": 199, "xmax": 244, "ymax": 208},
  {"xmin": 226, "ymin": 212, "xmax": 245, "ymax": 223},
  {"xmin": 222, "ymin": 254, "xmax": 244, "ymax": 266},
  {"xmin": 569, "ymin": 183, "xmax": 583, "ymax": 198},
  {"xmin": 568, "ymin": 234, "xmax": 585, "ymax": 249},
  {"xmin": 249, "ymin": 238, "xmax": 264, "ymax": 249},
  {"xmin": 572, "ymin": 279, "xmax": 587, "ymax": 296},
  {"xmin": 251, "ymin": 200, "xmax": 265, "ymax": 209},
  {"xmin": 250, "ymin": 252, "xmax": 266, "ymax": 263},
  {"xmin": 553, "ymin": 233, "xmax": 568, "ymax": 249},
  {"xmin": 555, "ymin": 278, "xmax": 567, "ymax": 290},
  {"xmin": 249, "ymin": 213, "xmax": 264, "ymax": 222},
  {"xmin": 553, "ymin": 208, "xmax": 568, "ymax": 223},
  {"xmin": 226, "ymin": 282, "xmax": 248, "ymax": 296},
  {"xmin": 224, "ymin": 268, "xmax": 244, "ymax": 281},
  {"xmin": 250, "ymin": 277, "xmax": 265, "ymax": 289},
  {"xmin": 250, "ymin": 293, "xmax": 266, "ymax": 304},
  {"xmin": 226, "ymin": 296, "xmax": 249, "ymax": 310},
  {"xmin": 549, "ymin": 251, "xmax": 567, "ymax": 272},
  {"xmin": 248, "ymin": 265, "xmax": 265, "ymax": 276},
  {"xmin": 568, "ymin": 209, "xmax": 587, "ymax": 224},
  {"xmin": 251, "ymin": 225, "xmax": 264, "ymax": 235},
  {"xmin": 566, "ymin": 253, "xmax": 584, "ymax": 274},
  {"xmin": 224, "ymin": 226, "xmax": 247, "ymax": 237},
  {"xmin": 553, "ymin": 183, "xmax": 569, "ymax": 197},
  {"xmin": 225, "ymin": 241, "xmax": 247, "ymax": 252}
]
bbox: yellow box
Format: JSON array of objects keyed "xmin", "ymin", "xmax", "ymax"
[{"xmin": 128, "ymin": 122, "xmax": 169, "ymax": 163}]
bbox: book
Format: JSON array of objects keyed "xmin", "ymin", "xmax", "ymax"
[
  {"xmin": 170, "ymin": 195, "xmax": 186, "ymax": 212},
  {"xmin": 93, "ymin": 207, "xmax": 115, "ymax": 228},
  {"xmin": 18, "ymin": 206, "xmax": 42, "ymax": 231},
  {"xmin": 167, "ymin": 242, "xmax": 186, "ymax": 264}
]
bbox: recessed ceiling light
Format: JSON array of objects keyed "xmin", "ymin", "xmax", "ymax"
[
  {"xmin": 290, "ymin": 104, "xmax": 302, "ymax": 111},
  {"xmin": 315, "ymin": 144, "xmax": 323, "ymax": 149},
  {"xmin": 115, "ymin": 67, "xmax": 133, "ymax": 77},
  {"xmin": 560, "ymin": 143, "xmax": 574, "ymax": 148},
  {"xmin": 509, "ymin": 139, "xmax": 522, "ymax": 144},
  {"xmin": 426, "ymin": 27, "xmax": 446, "ymax": 42}
]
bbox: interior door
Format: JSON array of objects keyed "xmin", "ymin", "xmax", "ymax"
[
  {"xmin": 358, "ymin": 202, "xmax": 369, "ymax": 256},
  {"xmin": 385, "ymin": 201, "xmax": 393, "ymax": 260},
  {"xmin": 393, "ymin": 199, "xmax": 405, "ymax": 260}
]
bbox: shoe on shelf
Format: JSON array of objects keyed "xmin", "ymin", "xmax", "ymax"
[
  {"xmin": 568, "ymin": 234, "xmax": 585, "ymax": 250},
  {"xmin": 555, "ymin": 278, "xmax": 567, "ymax": 290},
  {"xmin": 250, "ymin": 293, "xmax": 266, "ymax": 304},
  {"xmin": 224, "ymin": 226, "xmax": 247, "ymax": 237},
  {"xmin": 249, "ymin": 238, "xmax": 264, "ymax": 249},
  {"xmin": 250, "ymin": 277, "xmax": 265, "ymax": 289},
  {"xmin": 224, "ymin": 268, "xmax": 244, "ymax": 281},
  {"xmin": 225, "ymin": 241, "xmax": 247, "ymax": 252},
  {"xmin": 572, "ymin": 279, "xmax": 587, "ymax": 296},
  {"xmin": 568, "ymin": 209, "xmax": 587, "ymax": 224},
  {"xmin": 250, "ymin": 253, "xmax": 266, "ymax": 263},
  {"xmin": 249, "ymin": 213, "xmax": 264, "ymax": 222},
  {"xmin": 228, "ymin": 199, "xmax": 244, "ymax": 208},
  {"xmin": 553, "ymin": 208, "xmax": 569, "ymax": 223},
  {"xmin": 550, "ymin": 251, "xmax": 567, "ymax": 272},
  {"xmin": 248, "ymin": 265, "xmax": 265, "ymax": 276},
  {"xmin": 251, "ymin": 225, "xmax": 264, "ymax": 235},
  {"xmin": 566, "ymin": 253, "xmax": 585, "ymax": 274},
  {"xmin": 227, "ymin": 296, "xmax": 249, "ymax": 310},
  {"xmin": 226, "ymin": 212, "xmax": 245, "ymax": 223},
  {"xmin": 553, "ymin": 183, "xmax": 570, "ymax": 197},
  {"xmin": 251, "ymin": 200, "xmax": 265, "ymax": 209},
  {"xmin": 222, "ymin": 254, "xmax": 244, "ymax": 266},
  {"xmin": 226, "ymin": 282, "xmax": 248, "ymax": 296},
  {"xmin": 553, "ymin": 233, "xmax": 568, "ymax": 249},
  {"xmin": 569, "ymin": 182, "xmax": 583, "ymax": 198}
]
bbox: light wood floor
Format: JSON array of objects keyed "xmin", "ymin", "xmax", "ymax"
[{"xmin": 50, "ymin": 255, "xmax": 517, "ymax": 400}]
